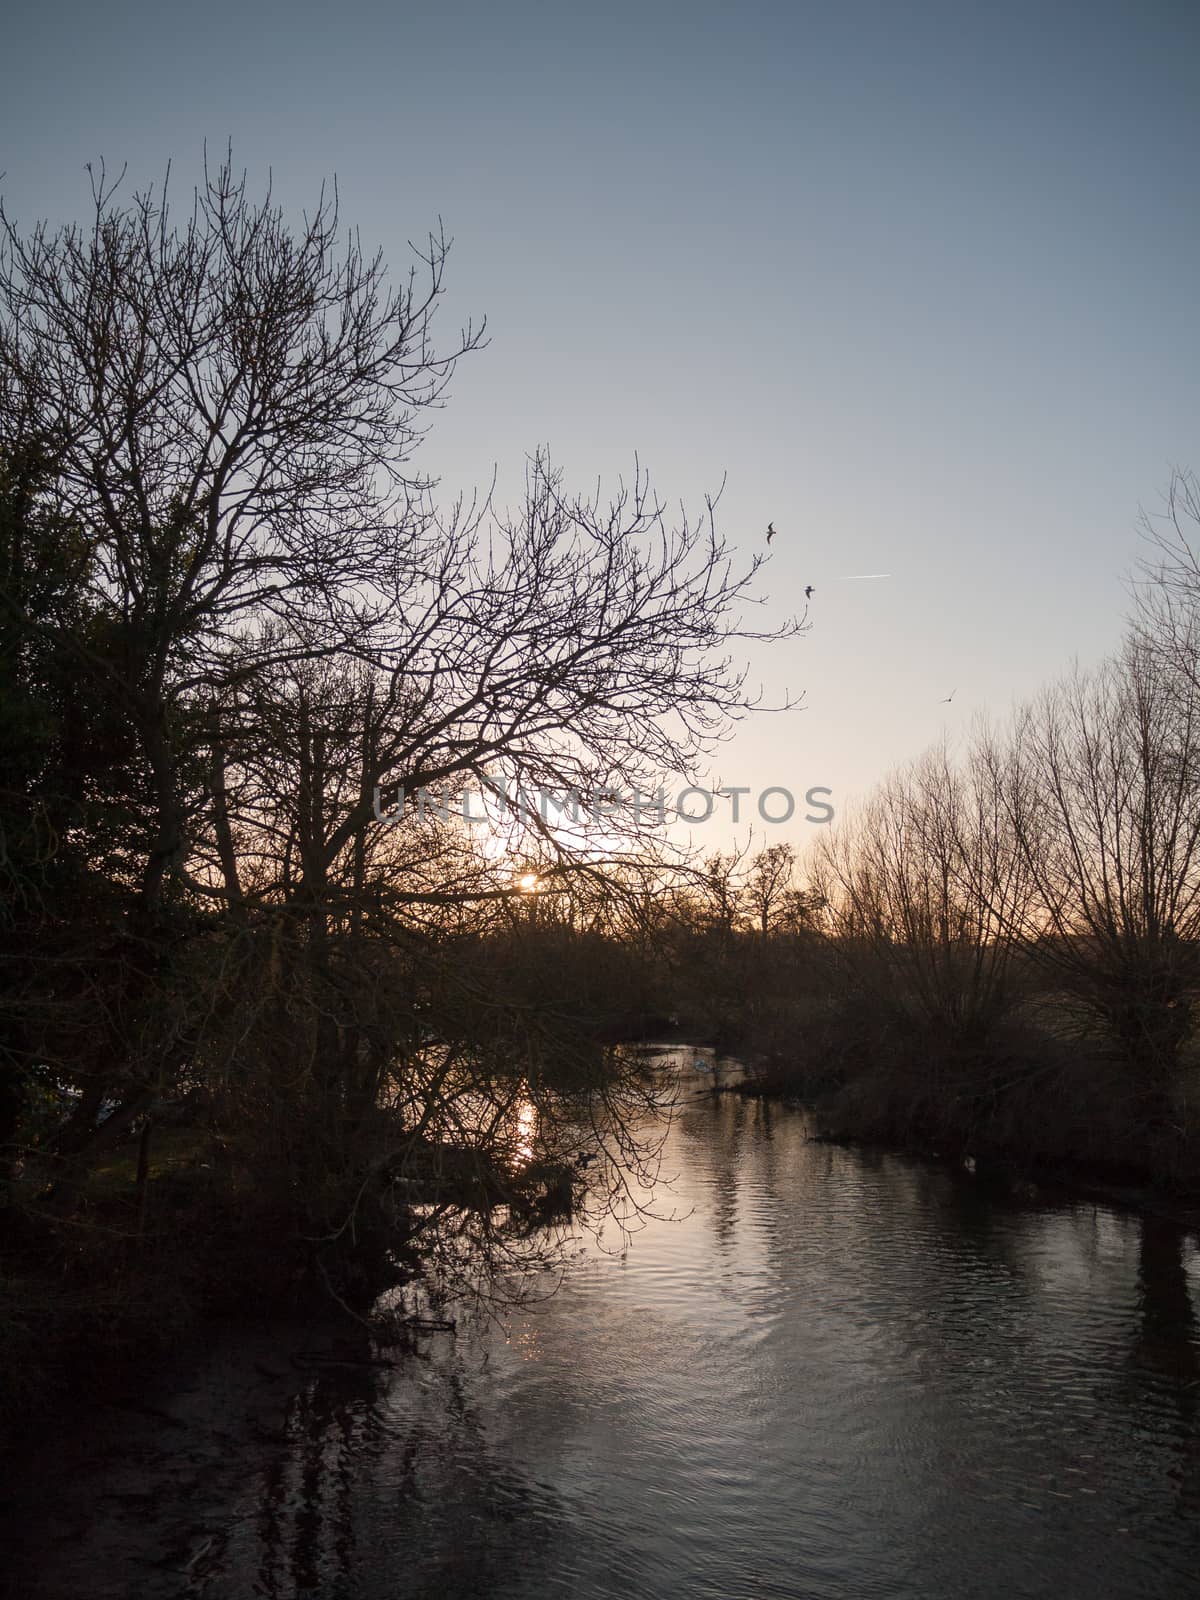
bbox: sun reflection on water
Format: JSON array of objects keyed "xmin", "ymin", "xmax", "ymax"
[{"xmin": 514, "ymin": 1100, "xmax": 538, "ymax": 1167}]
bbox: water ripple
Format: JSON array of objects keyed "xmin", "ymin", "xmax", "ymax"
[{"xmin": 6, "ymin": 1054, "xmax": 1200, "ymax": 1599}]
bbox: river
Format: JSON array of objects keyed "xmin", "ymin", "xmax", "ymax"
[{"xmin": 5, "ymin": 1046, "xmax": 1200, "ymax": 1599}]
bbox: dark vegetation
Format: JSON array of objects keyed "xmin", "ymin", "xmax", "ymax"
[{"xmin": 0, "ymin": 156, "xmax": 794, "ymax": 1429}]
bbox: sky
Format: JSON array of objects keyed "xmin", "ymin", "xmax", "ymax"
[{"xmin": 3, "ymin": 0, "xmax": 1198, "ymax": 853}]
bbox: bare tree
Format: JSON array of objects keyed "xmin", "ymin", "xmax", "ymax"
[
  {"xmin": 1133, "ymin": 467, "xmax": 1200, "ymax": 700},
  {"xmin": 0, "ymin": 155, "xmax": 484, "ymax": 907},
  {"xmin": 0, "ymin": 155, "xmax": 799, "ymax": 1284},
  {"xmin": 998, "ymin": 643, "xmax": 1200, "ymax": 1129},
  {"xmin": 745, "ymin": 842, "xmax": 797, "ymax": 935},
  {"xmin": 813, "ymin": 740, "xmax": 1032, "ymax": 1044}
]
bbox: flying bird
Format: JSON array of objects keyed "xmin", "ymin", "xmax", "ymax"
[
  {"xmin": 766, "ymin": 522, "xmax": 777, "ymax": 544},
  {"xmin": 804, "ymin": 584, "xmax": 815, "ymax": 600},
  {"xmin": 939, "ymin": 689, "xmax": 956, "ymax": 704}
]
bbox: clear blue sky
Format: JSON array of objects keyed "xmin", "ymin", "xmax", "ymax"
[{"xmin": 3, "ymin": 0, "xmax": 1198, "ymax": 848}]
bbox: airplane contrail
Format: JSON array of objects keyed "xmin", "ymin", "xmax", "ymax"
[{"xmin": 835, "ymin": 573, "xmax": 892, "ymax": 580}]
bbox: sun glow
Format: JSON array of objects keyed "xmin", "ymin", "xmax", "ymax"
[{"xmin": 516, "ymin": 872, "xmax": 541, "ymax": 893}]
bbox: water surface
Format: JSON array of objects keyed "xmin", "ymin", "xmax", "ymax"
[{"xmin": 7, "ymin": 1047, "xmax": 1200, "ymax": 1599}]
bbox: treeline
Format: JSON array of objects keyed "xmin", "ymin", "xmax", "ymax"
[
  {"xmin": 481, "ymin": 840, "xmax": 822, "ymax": 1051},
  {"xmin": 770, "ymin": 484, "xmax": 1200, "ymax": 1188},
  {"xmin": 0, "ymin": 157, "xmax": 790, "ymax": 1416}
]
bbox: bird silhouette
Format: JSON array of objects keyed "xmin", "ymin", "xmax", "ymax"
[
  {"xmin": 939, "ymin": 689, "xmax": 956, "ymax": 704},
  {"xmin": 804, "ymin": 584, "xmax": 814, "ymax": 600},
  {"xmin": 766, "ymin": 522, "xmax": 776, "ymax": 544}
]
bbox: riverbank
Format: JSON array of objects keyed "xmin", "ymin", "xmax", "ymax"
[
  {"xmin": 733, "ymin": 1045, "xmax": 1200, "ymax": 1228},
  {"xmin": 0, "ymin": 1123, "xmax": 607, "ymax": 1451}
]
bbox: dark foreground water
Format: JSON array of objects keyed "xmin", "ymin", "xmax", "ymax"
[{"xmin": 5, "ymin": 1047, "xmax": 1200, "ymax": 1600}]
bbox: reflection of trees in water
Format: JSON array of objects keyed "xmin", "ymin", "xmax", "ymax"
[
  {"xmin": 253, "ymin": 1367, "xmax": 386, "ymax": 1598},
  {"xmin": 243, "ymin": 1354, "xmax": 575, "ymax": 1600},
  {"xmin": 700, "ymin": 1091, "xmax": 749, "ymax": 1255},
  {"xmin": 671, "ymin": 1078, "xmax": 790, "ymax": 1260},
  {"xmin": 1129, "ymin": 1218, "xmax": 1200, "ymax": 1519},
  {"xmin": 742, "ymin": 1127, "xmax": 1041, "ymax": 1355},
  {"xmin": 892, "ymin": 1158, "xmax": 1034, "ymax": 1282}
]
